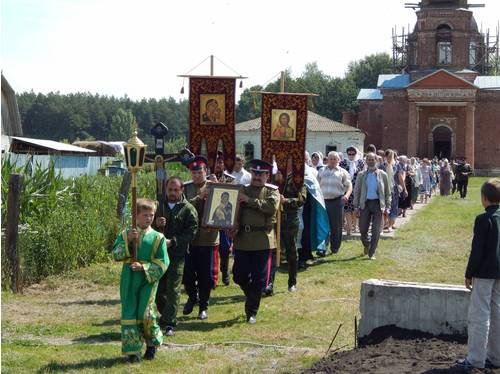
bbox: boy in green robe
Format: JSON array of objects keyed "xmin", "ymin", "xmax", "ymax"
[{"xmin": 112, "ymin": 198, "xmax": 169, "ymax": 362}]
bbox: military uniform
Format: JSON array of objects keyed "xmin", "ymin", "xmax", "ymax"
[
  {"xmin": 183, "ymin": 156, "xmax": 220, "ymax": 319},
  {"xmin": 268, "ymin": 174, "xmax": 307, "ymax": 291},
  {"xmin": 154, "ymin": 196, "xmax": 198, "ymax": 331},
  {"xmin": 233, "ymin": 159, "xmax": 280, "ymax": 323}
]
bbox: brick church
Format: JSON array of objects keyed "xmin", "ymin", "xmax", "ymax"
[{"xmin": 354, "ymin": 0, "xmax": 500, "ymax": 172}]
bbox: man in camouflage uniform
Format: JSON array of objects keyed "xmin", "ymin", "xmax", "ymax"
[
  {"xmin": 231, "ymin": 159, "xmax": 280, "ymax": 324},
  {"xmin": 154, "ymin": 176, "xmax": 198, "ymax": 337},
  {"xmin": 183, "ymin": 156, "xmax": 220, "ymax": 320},
  {"xmin": 266, "ymin": 171, "xmax": 307, "ymax": 294}
]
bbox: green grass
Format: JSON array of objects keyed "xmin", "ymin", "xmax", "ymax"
[{"xmin": 1, "ymin": 178, "xmax": 489, "ymax": 373}]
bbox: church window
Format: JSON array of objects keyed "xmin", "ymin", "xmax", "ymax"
[
  {"xmin": 438, "ymin": 41, "xmax": 452, "ymax": 65},
  {"xmin": 469, "ymin": 41, "xmax": 477, "ymax": 66}
]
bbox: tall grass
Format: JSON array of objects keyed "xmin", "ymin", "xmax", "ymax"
[{"xmin": 1, "ymin": 156, "xmax": 190, "ymax": 287}]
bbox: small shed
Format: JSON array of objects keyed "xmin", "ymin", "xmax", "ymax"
[{"xmin": 9, "ymin": 136, "xmax": 96, "ymax": 155}]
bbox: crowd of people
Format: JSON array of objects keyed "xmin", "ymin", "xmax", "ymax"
[{"xmin": 111, "ymin": 145, "xmax": 477, "ymax": 363}]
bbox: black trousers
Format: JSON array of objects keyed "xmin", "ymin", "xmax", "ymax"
[
  {"xmin": 233, "ymin": 249, "xmax": 272, "ymax": 317},
  {"xmin": 183, "ymin": 246, "xmax": 217, "ymax": 311},
  {"xmin": 219, "ymin": 230, "xmax": 232, "ymax": 276},
  {"xmin": 325, "ymin": 197, "xmax": 344, "ymax": 253},
  {"xmin": 457, "ymin": 178, "xmax": 469, "ymax": 198}
]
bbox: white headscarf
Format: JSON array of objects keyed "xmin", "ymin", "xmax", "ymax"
[{"xmin": 346, "ymin": 147, "xmax": 361, "ymax": 179}]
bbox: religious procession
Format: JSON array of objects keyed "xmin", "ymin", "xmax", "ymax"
[{"xmin": 3, "ymin": 0, "xmax": 500, "ymax": 372}]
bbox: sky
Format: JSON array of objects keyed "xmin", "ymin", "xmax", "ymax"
[{"xmin": 2, "ymin": 0, "xmax": 499, "ymax": 101}]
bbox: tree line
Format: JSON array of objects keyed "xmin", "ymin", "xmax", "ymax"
[{"xmin": 16, "ymin": 53, "xmax": 393, "ymax": 145}]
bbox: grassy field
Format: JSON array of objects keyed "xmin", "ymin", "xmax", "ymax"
[{"xmin": 1, "ymin": 178, "xmax": 489, "ymax": 373}]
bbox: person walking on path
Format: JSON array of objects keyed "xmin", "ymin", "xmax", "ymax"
[
  {"xmin": 230, "ymin": 159, "xmax": 280, "ymax": 324},
  {"xmin": 439, "ymin": 159, "xmax": 454, "ymax": 196},
  {"xmin": 183, "ymin": 156, "xmax": 220, "ymax": 321},
  {"xmin": 318, "ymin": 151, "xmax": 352, "ymax": 254},
  {"xmin": 112, "ymin": 198, "xmax": 169, "ymax": 362},
  {"xmin": 456, "ymin": 158, "xmax": 473, "ymax": 199},
  {"xmin": 154, "ymin": 177, "xmax": 198, "ymax": 337},
  {"xmin": 353, "ymin": 153, "xmax": 391, "ymax": 260},
  {"xmin": 457, "ymin": 178, "xmax": 500, "ymax": 369},
  {"xmin": 339, "ymin": 146, "xmax": 365, "ymax": 236}
]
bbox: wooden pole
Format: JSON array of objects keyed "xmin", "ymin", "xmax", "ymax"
[
  {"xmin": 210, "ymin": 55, "xmax": 214, "ymax": 76},
  {"xmin": 116, "ymin": 171, "xmax": 132, "ymax": 219},
  {"xmin": 275, "ymin": 201, "xmax": 281, "ymax": 265},
  {"xmin": 6, "ymin": 174, "xmax": 23, "ymax": 293},
  {"xmin": 280, "ymin": 71, "xmax": 285, "ymax": 93},
  {"xmin": 131, "ymin": 172, "xmax": 138, "ymax": 262}
]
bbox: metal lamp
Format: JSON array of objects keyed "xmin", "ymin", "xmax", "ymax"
[{"xmin": 124, "ymin": 128, "xmax": 147, "ymax": 261}]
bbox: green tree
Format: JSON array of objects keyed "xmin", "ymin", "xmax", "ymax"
[
  {"xmin": 345, "ymin": 53, "xmax": 393, "ymax": 89},
  {"xmin": 108, "ymin": 108, "xmax": 135, "ymax": 141}
]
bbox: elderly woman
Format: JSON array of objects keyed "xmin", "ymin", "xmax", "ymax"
[
  {"xmin": 339, "ymin": 146, "xmax": 365, "ymax": 235},
  {"xmin": 419, "ymin": 158, "xmax": 432, "ymax": 203},
  {"xmin": 311, "ymin": 151, "xmax": 325, "ymax": 173},
  {"xmin": 439, "ymin": 159, "xmax": 454, "ymax": 196}
]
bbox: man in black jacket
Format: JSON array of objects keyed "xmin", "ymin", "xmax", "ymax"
[
  {"xmin": 154, "ymin": 176, "xmax": 198, "ymax": 337},
  {"xmin": 458, "ymin": 178, "xmax": 500, "ymax": 369}
]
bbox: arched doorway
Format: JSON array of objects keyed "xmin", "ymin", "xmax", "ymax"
[{"xmin": 432, "ymin": 125, "xmax": 452, "ymax": 159}]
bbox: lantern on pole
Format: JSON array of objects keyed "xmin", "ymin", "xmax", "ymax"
[{"xmin": 124, "ymin": 127, "xmax": 147, "ymax": 261}]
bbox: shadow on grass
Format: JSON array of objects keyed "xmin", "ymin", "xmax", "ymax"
[
  {"xmin": 72, "ymin": 332, "xmax": 121, "ymax": 344},
  {"xmin": 57, "ymin": 299, "xmax": 120, "ymax": 306},
  {"xmin": 277, "ymin": 254, "xmax": 365, "ymax": 274},
  {"xmin": 92, "ymin": 319, "xmax": 120, "ymax": 327},
  {"xmin": 37, "ymin": 357, "xmax": 126, "ymax": 373},
  {"xmin": 208, "ymin": 294, "xmax": 246, "ymax": 306},
  {"xmin": 176, "ymin": 316, "xmax": 242, "ymax": 332}
]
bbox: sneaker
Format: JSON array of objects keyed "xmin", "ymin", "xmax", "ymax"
[
  {"xmin": 183, "ymin": 298, "xmax": 197, "ymax": 315},
  {"xmin": 247, "ymin": 315, "xmax": 257, "ymax": 324},
  {"xmin": 288, "ymin": 285, "xmax": 297, "ymax": 292},
  {"xmin": 164, "ymin": 326, "xmax": 175, "ymax": 337},
  {"xmin": 128, "ymin": 354, "xmax": 141, "ymax": 363},
  {"xmin": 316, "ymin": 251, "xmax": 326, "ymax": 258},
  {"xmin": 143, "ymin": 346, "xmax": 156, "ymax": 360},
  {"xmin": 222, "ymin": 274, "xmax": 230, "ymax": 286},
  {"xmin": 263, "ymin": 284, "xmax": 274, "ymax": 297},
  {"xmin": 198, "ymin": 310, "xmax": 208, "ymax": 320},
  {"xmin": 369, "ymin": 255, "xmax": 376, "ymax": 260}
]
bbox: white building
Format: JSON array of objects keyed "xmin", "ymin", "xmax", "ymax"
[{"xmin": 235, "ymin": 111, "xmax": 365, "ymax": 159}]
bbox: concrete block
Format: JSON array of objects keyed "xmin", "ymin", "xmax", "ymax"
[{"xmin": 358, "ymin": 279, "xmax": 470, "ymax": 338}]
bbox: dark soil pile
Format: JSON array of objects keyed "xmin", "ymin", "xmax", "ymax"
[{"xmin": 304, "ymin": 326, "xmax": 500, "ymax": 374}]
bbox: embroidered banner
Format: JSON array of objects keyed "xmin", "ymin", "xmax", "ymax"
[
  {"xmin": 189, "ymin": 77, "xmax": 236, "ymax": 172},
  {"xmin": 261, "ymin": 93, "xmax": 308, "ymax": 189}
]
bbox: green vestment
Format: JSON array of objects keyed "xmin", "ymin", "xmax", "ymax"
[{"xmin": 112, "ymin": 226, "xmax": 169, "ymax": 355}]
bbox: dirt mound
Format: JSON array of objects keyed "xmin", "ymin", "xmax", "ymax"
[{"xmin": 304, "ymin": 326, "xmax": 499, "ymax": 374}]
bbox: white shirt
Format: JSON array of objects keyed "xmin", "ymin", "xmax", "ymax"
[
  {"xmin": 231, "ymin": 168, "xmax": 252, "ymax": 185},
  {"xmin": 318, "ymin": 165, "xmax": 352, "ymax": 200}
]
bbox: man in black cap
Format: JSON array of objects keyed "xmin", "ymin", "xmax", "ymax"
[
  {"xmin": 230, "ymin": 159, "xmax": 280, "ymax": 324},
  {"xmin": 182, "ymin": 156, "xmax": 219, "ymax": 321}
]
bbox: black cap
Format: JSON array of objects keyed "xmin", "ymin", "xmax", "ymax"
[
  {"xmin": 249, "ymin": 159, "xmax": 272, "ymax": 174},
  {"xmin": 186, "ymin": 156, "xmax": 208, "ymax": 171}
]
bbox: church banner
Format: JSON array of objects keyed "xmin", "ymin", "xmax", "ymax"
[
  {"xmin": 261, "ymin": 93, "xmax": 308, "ymax": 189},
  {"xmin": 188, "ymin": 77, "xmax": 236, "ymax": 172}
]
